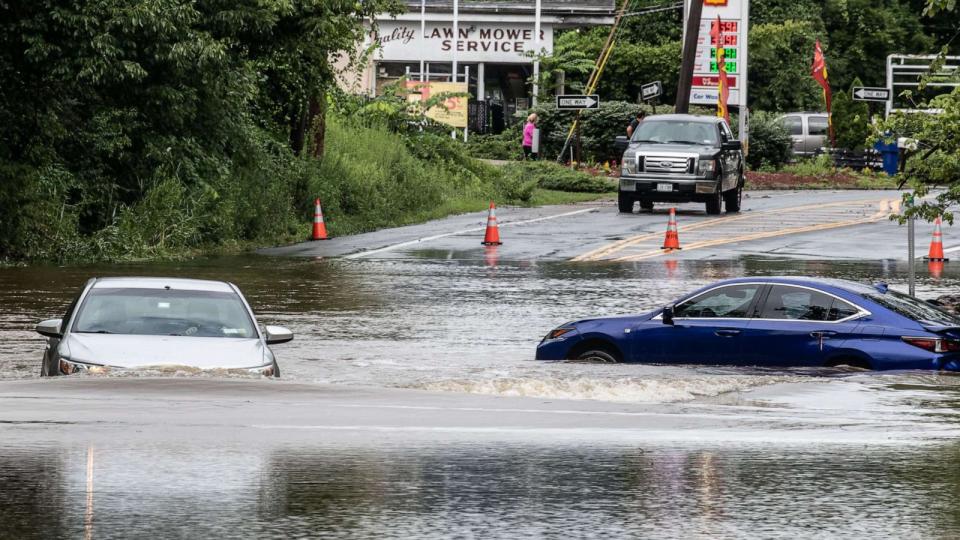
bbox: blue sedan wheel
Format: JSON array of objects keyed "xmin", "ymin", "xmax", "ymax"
[{"xmin": 573, "ymin": 349, "xmax": 620, "ymax": 364}]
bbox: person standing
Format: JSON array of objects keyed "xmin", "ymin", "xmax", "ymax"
[
  {"xmin": 627, "ymin": 110, "xmax": 646, "ymax": 137},
  {"xmin": 522, "ymin": 113, "xmax": 538, "ymax": 160}
]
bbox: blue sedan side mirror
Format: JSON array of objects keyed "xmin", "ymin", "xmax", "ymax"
[{"xmin": 662, "ymin": 306, "xmax": 674, "ymax": 325}]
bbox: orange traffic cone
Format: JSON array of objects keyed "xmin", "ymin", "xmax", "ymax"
[
  {"xmin": 311, "ymin": 198, "xmax": 328, "ymax": 241},
  {"xmin": 924, "ymin": 216, "xmax": 949, "ymax": 262},
  {"xmin": 482, "ymin": 201, "xmax": 503, "ymax": 246},
  {"xmin": 661, "ymin": 207, "xmax": 681, "ymax": 250}
]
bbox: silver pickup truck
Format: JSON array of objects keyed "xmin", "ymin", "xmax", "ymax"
[{"xmin": 615, "ymin": 114, "xmax": 744, "ymax": 215}]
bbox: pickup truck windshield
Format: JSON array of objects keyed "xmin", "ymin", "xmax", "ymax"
[{"xmin": 631, "ymin": 120, "xmax": 718, "ymax": 146}]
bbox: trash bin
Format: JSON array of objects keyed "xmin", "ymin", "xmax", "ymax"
[{"xmin": 874, "ymin": 140, "xmax": 899, "ymax": 176}]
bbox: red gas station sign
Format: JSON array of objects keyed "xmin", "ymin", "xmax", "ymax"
[{"xmin": 692, "ymin": 75, "xmax": 738, "ymax": 88}]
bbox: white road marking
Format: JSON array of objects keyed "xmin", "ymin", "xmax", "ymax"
[
  {"xmin": 344, "ymin": 207, "xmax": 597, "ymax": 259},
  {"xmin": 943, "ymin": 245, "xmax": 960, "ymax": 253}
]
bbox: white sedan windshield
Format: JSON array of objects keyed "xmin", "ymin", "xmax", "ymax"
[{"xmin": 72, "ymin": 288, "xmax": 256, "ymax": 338}]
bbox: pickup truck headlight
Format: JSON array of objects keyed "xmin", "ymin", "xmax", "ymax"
[
  {"xmin": 622, "ymin": 155, "xmax": 637, "ymax": 174},
  {"xmin": 697, "ymin": 159, "xmax": 717, "ymax": 175}
]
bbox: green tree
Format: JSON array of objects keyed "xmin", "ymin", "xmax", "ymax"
[
  {"xmin": 748, "ymin": 20, "xmax": 825, "ymax": 112},
  {"xmin": 0, "ymin": 0, "xmax": 400, "ymax": 261},
  {"xmin": 821, "ymin": 0, "xmax": 934, "ymax": 90},
  {"xmin": 831, "ymin": 79, "xmax": 872, "ymax": 151},
  {"xmin": 875, "ymin": 0, "xmax": 960, "ymax": 223}
]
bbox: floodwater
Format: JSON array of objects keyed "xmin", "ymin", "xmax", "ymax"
[{"xmin": 3, "ymin": 255, "xmax": 960, "ymax": 538}]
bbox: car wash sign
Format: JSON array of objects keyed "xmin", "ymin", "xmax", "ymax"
[
  {"xmin": 687, "ymin": 0, "xmax": 749, "ymax": 107},
  {"xmin": 373, "ymin": 21, "xmax": 553, "ymax": 63}
]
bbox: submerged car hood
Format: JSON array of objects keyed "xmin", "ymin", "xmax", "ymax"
[{"xmin": 62, "ymin": 333, "xmax": 266, "ymax": 370}]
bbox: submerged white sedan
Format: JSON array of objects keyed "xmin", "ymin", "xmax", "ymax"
[{"xmin": 35, "ymin": 277, "xmax": 293, "ymax": 377}]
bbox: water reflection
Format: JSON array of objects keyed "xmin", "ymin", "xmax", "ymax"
[{"xmin": 4, "ymin": 441, "xmax": 960, "ymax": 538}]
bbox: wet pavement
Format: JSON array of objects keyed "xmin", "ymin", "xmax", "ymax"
[
  {"xmin": 261, "ymin": 190, "xmax": 955, "ymax": 262},
  {"xmin": 3, "ymin": 191, "xmax": 960, "ymax": 538}
]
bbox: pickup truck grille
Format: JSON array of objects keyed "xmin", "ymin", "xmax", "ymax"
[{"xmin": 642, "ymin": 156, "xmax": 695, "ymax": 174}]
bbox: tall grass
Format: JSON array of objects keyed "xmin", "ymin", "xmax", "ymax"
[{"xmin": 307, "ymin": 117, "xmax": 533, "ymax": 237}]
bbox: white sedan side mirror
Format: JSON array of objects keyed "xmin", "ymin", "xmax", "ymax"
[
  {"xmin": 36, "ymin": 319, "xmax": 63, "ymax": 338},
  {"xmin": 264, "ymin": 325, "xmax": 294, "ymax": 345}
]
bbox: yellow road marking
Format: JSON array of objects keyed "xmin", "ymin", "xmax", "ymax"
[
  {"xmin": 572, "ymin": 197, "xmax": 891, "ymax": 262},
  {"xmin": 612, "ymin": 199, "xmax": 897, "ymax": 262}
]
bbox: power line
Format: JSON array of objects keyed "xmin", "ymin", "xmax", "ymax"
[{"xmin": 622, "ymin": 2, "xmax": 683, "ymax": 18}]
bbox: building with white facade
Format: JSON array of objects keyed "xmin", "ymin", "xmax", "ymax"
[{"xmin": 345, "ymin": 1, "xmax": 615, "ymax": 133}]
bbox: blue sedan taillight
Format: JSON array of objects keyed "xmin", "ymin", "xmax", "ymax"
[{"xmin": 902, "ymin": 337, "xmax": 960, "ymax": 353}]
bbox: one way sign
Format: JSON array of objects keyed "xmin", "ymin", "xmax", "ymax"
[
  {"xmin": 852, "ymin": 87, "xmax": 891, "ymax": 102},
  {"xmin": 556, "ymin": 95, "xmax": 600, "ymax": 110}
]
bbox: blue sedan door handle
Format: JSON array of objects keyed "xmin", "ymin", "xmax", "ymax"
[
  {"xmin": 715, "ymin": 329, "xmax": 741, "ymax": 337},
  {"xmin": 810, "ymin": 330, "xmax": 838, "ymax": 351}
]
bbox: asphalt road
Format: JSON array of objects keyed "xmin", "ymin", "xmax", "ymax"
[{"xmin": 261, "ymin": 190, "xmax": 956, "ymax": 262}]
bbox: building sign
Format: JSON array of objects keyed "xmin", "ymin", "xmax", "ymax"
[
  {"xmin": 687, "ymin": 0, "xmax": 749, "ymax": 107},
  {"xmin": 405, "ymin": 81, "xmax": 469, "ymax": 128},
  {"xmin": 373, "ymin": 21, "xmax": 553, "ymax": 63}
]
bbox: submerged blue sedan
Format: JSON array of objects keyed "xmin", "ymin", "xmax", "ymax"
[{"xmin": 536, "ymin": 277, "xmax": 960, "ymax": 370}]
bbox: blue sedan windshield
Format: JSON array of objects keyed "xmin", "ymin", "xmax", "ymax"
[
  {"xmin": 72, "ymin": 288, "xmax": 257, "ymax": 338},
  {"xmin": 866, "ymin": 290, "xmax": 960, "ymax": 326}
]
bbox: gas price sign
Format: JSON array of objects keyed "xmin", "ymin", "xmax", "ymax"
[{"xmin": 687, "ymin": 0, "xmax": 749, "ymax": 107}]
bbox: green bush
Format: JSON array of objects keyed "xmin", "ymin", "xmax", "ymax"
[
  {"xmin": 832, "ymin": 80, "xmax": 872, "ymax": 151},
  {"xmin": 745, "ymin": 111, "xmax": 793, "ymax": 170},
  {"xmin": 502, "ymin": 161, "xmax": 615, "ymax": 193},
  {"xmin": 464, "ymin": 133, "xmax": 522, "ymax": 160},
  {"xmin": 306, "ymin": 116, "xmax": 536, "ymax": 237}
]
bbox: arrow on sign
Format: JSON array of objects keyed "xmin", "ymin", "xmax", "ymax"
[
  {"xmin": 556, "ymin": 95, "xmax": 600, "ymax": 110},
  {"xmin": 852, "ymin": 87, "xmax": 891, "ymax": 102},
  {"xmin": 641, "ymin": 81, "xmax": 662, "ymax": 100}
]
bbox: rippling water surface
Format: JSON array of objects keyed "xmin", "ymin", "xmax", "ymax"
[
  {"xmin": 2, "ymin": 256, "xmax": 958, "ymax": 397},
  {"xmin": 2, "ymin": 256, "xmax": 960, "ymax": 538}
]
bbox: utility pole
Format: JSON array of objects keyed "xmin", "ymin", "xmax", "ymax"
[
  {"xmin": 676, "ymin": 0, "xmax": 704, "ymax": 113},
  {"xmin": 452, "ymin": 0, "xmax": 459, "ymax": 83},
  {"xmin": 419, "ymin": 0, "xmax": 426, "ymax": 82},
  {"xmin": 532, "ymin": 0, "xmax": 542, "ymax": 106},
  {"xmin": 907, "ymin": 193, "xmax": 916, "ymax": 296}
]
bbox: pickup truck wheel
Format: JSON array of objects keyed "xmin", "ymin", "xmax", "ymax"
[
  {"xmin": 724, "ymin": 184, "xmax": 742, "ymax": 213},
  {"xmin": 705, "ymin": 185, "xmax": 722, "ymax": 215},
  {"xmin": 618, "ymin": 192, "xmax": 635, "ymax": 213}
]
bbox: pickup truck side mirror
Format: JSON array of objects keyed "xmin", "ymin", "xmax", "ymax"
[
  {"xmin": 614, "ymin": 135, "xmax": 629, "ymax": 153},
  {"xmin": 662, "ymin": 306, "xmax": 674, "ymax": 326},
  {"xmin": 722, "ymin": 140, "xmax": 742, "ymax": 151}
]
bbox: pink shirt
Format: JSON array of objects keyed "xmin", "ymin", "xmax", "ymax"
[{"xmin": 523, "ymin": 122, "xmax": 535, "ymax": 146}]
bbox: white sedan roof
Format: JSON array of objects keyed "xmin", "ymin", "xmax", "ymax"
[{"xmin": 90, "ymin": 277, "xmax": 236, "ymax": 293}]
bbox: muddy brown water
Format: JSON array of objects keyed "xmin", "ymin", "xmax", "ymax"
[{"xmin": 3, "ymin": 256, "xmax": 960, "ymax": 538}]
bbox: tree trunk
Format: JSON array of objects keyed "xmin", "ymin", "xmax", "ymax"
[
  {"xmin": 310, "ymin": 92, "xmax": 326, "ymax": 159},
  {"xmin": 289, "ymin": 102, "xmax": 308, "ymax": 156}
]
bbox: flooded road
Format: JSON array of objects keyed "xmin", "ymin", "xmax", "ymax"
[
  {"xmin": 3, "ymin": 254, "xmax": 960, "ymax": 538},
  {"xmin": 2, "ymin": 255, "xmax": 958, "ymax": 392}
]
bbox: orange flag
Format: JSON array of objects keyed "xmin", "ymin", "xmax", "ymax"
[{"xmin": 810, "ymin": 40, "xmax": 835, "ymax": 147}]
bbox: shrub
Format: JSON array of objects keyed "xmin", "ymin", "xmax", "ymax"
[
  {"xmin": 502, "ymin": 161, "xmax": 615, "ymax": 193},
  {"xmin": 464, "ymin": 133, "xmax": 522, "ymax": 160},
  {"xmin": 832, "ymin": 80, "xmax": 872, "ymax": 151},
  {"xmin": 745, "ymin": 111, "xmax": 792, "ymax": 170}
]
